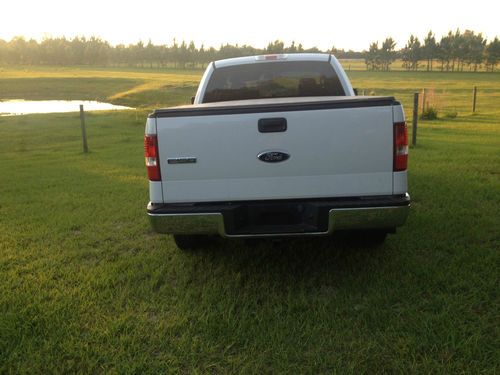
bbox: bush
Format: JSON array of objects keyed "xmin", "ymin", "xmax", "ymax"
[{"xmin": 420, "ymin": 106, "xmax": 439, "ymax": 120}]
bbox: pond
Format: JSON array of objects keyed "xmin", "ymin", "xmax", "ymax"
[{"xmin": 0, "ymin": 100, "xmax": 133, "ymax": 116}]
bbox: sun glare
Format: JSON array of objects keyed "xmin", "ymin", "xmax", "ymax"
[{"xmin": 1, "ymin": 0, "xmax": 498, "ymax": 50}]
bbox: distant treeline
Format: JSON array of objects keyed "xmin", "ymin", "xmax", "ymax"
[
  {"xmin": 0, "ymin": 30, "xmax": 498, "ymax": 71},
  {"xmin": 366, "ymin": 30, "xmax": 499, "ymax": 72}
]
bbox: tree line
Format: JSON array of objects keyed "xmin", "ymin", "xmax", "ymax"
[
  {"xmin": 0, "ymin": 30, "xmax": 498, "ymax": 71},
  {"xmin": 0, "ymin": 37, "xmax": 333, "ymax": 68},
  {"xmin": 366, "ymin": 30, "xmax": 499, "ymax": 72}
]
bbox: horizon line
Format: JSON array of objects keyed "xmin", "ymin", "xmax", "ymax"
[{"xmin": 1, "ymin": 29, "xmax": 499, "ymax": 53}]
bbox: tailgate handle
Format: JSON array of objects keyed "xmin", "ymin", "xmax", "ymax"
[{"xmin": 258, "ymin": 118, "xmax": 287, "ymax": 133}]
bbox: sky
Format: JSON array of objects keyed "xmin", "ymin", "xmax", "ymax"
[{"xmin": 1, "ymin": 0, "xmax": 498, "ymax": 51}]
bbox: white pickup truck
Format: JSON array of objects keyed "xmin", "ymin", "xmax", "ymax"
[{"xmin": 145, "ymin": 54, "xmax": 410, "ymax": 249}]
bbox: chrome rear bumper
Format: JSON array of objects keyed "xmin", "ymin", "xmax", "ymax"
[{"xmin": 147, "ymin": 194, "xmax": 410, "ymax": 238}]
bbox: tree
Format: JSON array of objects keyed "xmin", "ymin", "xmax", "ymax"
[
  {"xmin": 485, "ymin": 37, "xmax": 500, "ymax": 71},
  {"xmin": 197, "ymin": 44, "xmax": 206, "ymax": 68},
  {"xmin": 438, "ymin": 32, "xmax": 453, "ymax": 71},
  {"xmin": 450, "ymin": 29, "xmax": 464, "ymax": 71},
  {"xmin": 218, "ymin": 43, "xmax": 244, "ymax": 60},
  {"xmin": 145, "ymin": 39, "xmax": 155, "ymax": 68},
  {"xmin": 178, "ymin": 41, "xmax": 189, "ymax": 68},
  {"xmin": 9, "ymin": 37, "xmax": 28, "ymax": 64},
  {"xmin": 96, "ymin": 37, "xmax": 110, "ymax": 65},
  {"xmin": 266, "ymin": 40, "xmax": 285, "ymax": 54},
  {"xmin": 423, "ymin": 31, "xmax": 437, "ymax": 71},
  {"xmin": 0, "ymin": 39, "xmax": 7, "ymax": 64},
  {"xmin": 132, "ymin": 41, "xmax": 145, "ymax": 67},
  {"xmin": 330, "ymin": 46, "xmax": 353, "ymax": 59},
  {"xmin": 170, "ymin": 39, "xmax": 179, "ymax": 68},
  {"xmin": 365, "ymin": 42, "xmax": 380, "ymax": 70},
  {"xmin": 380, "ymin": 37, "xmax": 397, "ymax": 71},
  {"xmin": 287, "ymin": 41, "xmax": 298, "ymax": 53},
  {"xmin": 69, "ymin": 37, "xmax": 86, "ymax": 65},
  {"xmin": 187, "ymin": 41, "xmax": 197, "ymax": 68},
  {"xmin": 304, "ymin": 46, "xmax": 321, "ymax": 53},
  {"xmin": 401, "ymin": 35, "xmax": 421, "ymax": 71},
  {"xmin": 462, "ymin": 30, "xmax": 486, "ymax": 71},
  {"xmin": 113, "ymin": 44, "xmax": 127, "ymax": 66}
]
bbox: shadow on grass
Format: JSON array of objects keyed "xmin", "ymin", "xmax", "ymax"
[
  {"xmin": 178, "ymin": 232, "xmax": 394, "ymax": 288},
  {"xmin": 158, "ymin": 164, "xmax": 497, "ymax": 291}
]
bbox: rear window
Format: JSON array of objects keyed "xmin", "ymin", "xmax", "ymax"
[{"xmin": 202, "ymin": 61, "xmax": 345, "ymax": 103}]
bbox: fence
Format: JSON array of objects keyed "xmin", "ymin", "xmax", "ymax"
[
  {"xmin": 357, "ymin": 85, "xmax": 497, "ymax": 123},
  {"xmin": 356, "ymin": 85, "xmax": 496, "ymax": 147},
  {"xmin": 418, "ymin": 86, "xmax": 481, "ymax": 117},
  {"xmin": 339, "ymin": 59, "xmax": 499, "ymax": 73}
]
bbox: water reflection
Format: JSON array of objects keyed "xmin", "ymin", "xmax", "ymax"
[{"xmin": 0, "ymin": 100, "xmax": 133, "ymax": 116}]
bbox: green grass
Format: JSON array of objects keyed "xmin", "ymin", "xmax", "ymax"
[
  {"xmin": 0, "ymin": 66, "xmax": 499, "ymax": 373},
  {"xmin": 2, "ymin": 66, "xmax": 499, "ymax": 122},
  {"xmin": 348, "ymin": 70, "xmax": 500, "ymax": 119},
  {"xmin": 0, "ymin": 77, "xmax": 143, "ymax": 102},
  {"xmin": 0, "ymin": 66, "xmax": 201, "ymax": 109}
]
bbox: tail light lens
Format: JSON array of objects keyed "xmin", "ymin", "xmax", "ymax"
[
  {"xmin": 144, "ymin": 134, "xmax": 161, "ymax": 181},
  {"xmin": 394, "ymin": 122, "xmax": 408, "ymax": 171}
]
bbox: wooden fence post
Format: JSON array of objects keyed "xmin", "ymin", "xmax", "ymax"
[
  {"xmin": 79, "ymin": 105, "xmax": 89, "ymax": 153},
  {"xmin": 421, "ymin": 88, "xmax": 427, "ymax": 115},
  {"xmin": 472, "ymin": 86, "xmax": 477, "ymax": 113},
  {"xmin": 412, "ymin": 92, "xmax": 419, "ymax": 147}
]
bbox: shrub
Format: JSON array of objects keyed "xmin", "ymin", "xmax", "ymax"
[{"xmin": 420, "ymin": 106, "xmax": 439, "ymax": 120}]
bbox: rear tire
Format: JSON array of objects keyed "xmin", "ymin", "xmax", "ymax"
[{"xmin": 173, "ymin": 235, "xmax": 210, "ymax": 250}]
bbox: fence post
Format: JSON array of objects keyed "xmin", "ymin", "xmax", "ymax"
[
  {"xmin": 412, "ymin": 92, "xmax": 419, "ymax": 146},
  {"xmin": 421, "ymin": 88, "xmax": 427, "ymax": 115},
  {"xmin": 472, "ymin": 86, "xmax": 477, "ymax": 113},
  {"xmin": 79, "ymin": 105, "xmax": 89, "ymax": 153}
]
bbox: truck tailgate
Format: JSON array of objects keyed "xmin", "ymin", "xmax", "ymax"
[{"xmin": 153, "ymin": 97, "xmax": 395, "ymax": 203}]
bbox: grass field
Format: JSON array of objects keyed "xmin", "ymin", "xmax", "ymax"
[
  {"xmin": 0, "ymin": 66, "xmax": 499, "ymax": 373},
  {"xmin": 2, "ymin": 65, "xmax": 498, "ymax": 118}
]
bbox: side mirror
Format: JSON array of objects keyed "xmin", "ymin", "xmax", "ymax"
[
  {"xmin": 191, "ymin": 96, "xmax": 195, "ymax": 104},
  {"xmin": 353, "ymin": 88, "xmax": 358, "ymax": 96}
]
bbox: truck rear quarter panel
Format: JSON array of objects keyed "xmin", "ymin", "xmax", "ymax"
[{"xmin": 392, "ymin": 103, "xmax": 408, "ymax": 194}]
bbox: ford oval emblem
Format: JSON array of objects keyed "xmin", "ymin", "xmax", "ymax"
[{"xmin": 257, "ymin": 151, "xmax": 290, "ymax": 163}]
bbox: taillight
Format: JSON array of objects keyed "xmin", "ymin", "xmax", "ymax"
[
  {"xmin": 144, "ymin": 134, "xmax": 161, "ymax": 181},
  {"xmin": 394, "ymin": 122, "xmax": 408, "ymax": 171}
]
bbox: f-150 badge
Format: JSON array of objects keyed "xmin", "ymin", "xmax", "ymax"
[
  {"xmin": 257, "ymin": 151, "xmax": 290, "ymax": 163},
  {"xmin": 167, "ymin": 157, "xmax": 197, "ymax": 164}
]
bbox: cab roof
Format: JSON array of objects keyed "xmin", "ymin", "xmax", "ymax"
[{"xmin": 213, "ymin": 53, "xmax": 331, "ymax": 69}]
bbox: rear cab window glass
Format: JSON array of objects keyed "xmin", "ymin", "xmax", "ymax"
[{"xmin": 202, "ymin": 61, "xmax": 345, "ymax": 103}]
